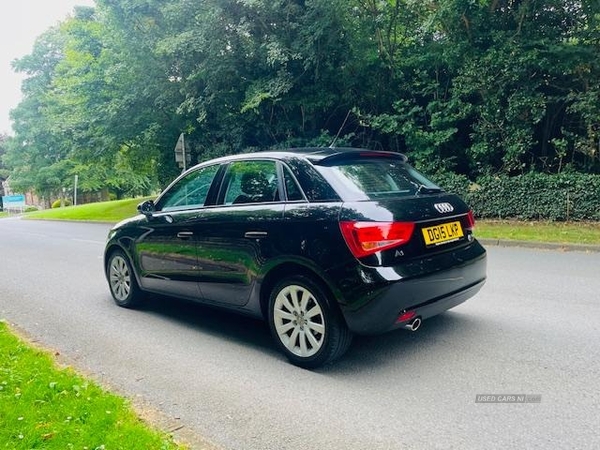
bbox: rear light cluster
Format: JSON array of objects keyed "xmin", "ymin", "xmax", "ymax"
[
  {"xmin": 340, "ymin": 221, "xmax": 415, "ymax": 258},
  {"xmin": 465, "ymin": 210, "xmax": 476, "ymax": 231}
]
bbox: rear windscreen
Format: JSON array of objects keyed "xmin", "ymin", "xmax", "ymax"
[{"xmin": 315, "ymin": 159, "xmax": 441, "ymax": 200}]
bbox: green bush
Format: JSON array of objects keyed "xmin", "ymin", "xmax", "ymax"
[
  {"xmin": 432, "ymin": 172, "xmax": 600, "ymax": 221},
  {"xmin": 24, "ymin": 206, "xmax": 39, "ymax": 212},
  {"xmin": 431, "ymin": 172, "xmax": 472, "ymax": 199},
  {"xmin": 51, "ymin": 199, "xmax": 72, "ymax": 208}
]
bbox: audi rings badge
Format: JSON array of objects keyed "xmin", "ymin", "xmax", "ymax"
[{"xmin": 434, "ymin": 202, "xmax": 454, "ymax": 214}]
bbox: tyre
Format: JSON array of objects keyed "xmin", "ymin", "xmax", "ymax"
[
  {"xmin": 268, "ymin": 275, "xmax": 353, "ymax": 369},
  {"xmin": 107, "ymin": 250, "xmax": 143, "ymax": 308}
]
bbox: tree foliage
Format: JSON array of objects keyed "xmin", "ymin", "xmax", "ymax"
[
  {"xmin": 0, "ymin": 134, "xmax": 9, "ymax": 181},
  {"xmin": 3, "ymin": 0, "xmax": 600, "ymax": 202}
]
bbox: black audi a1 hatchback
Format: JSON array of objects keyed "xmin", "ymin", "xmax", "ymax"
[{"xmin": 105, "ymin": 148, "xmax": 486, "ymax": 368}]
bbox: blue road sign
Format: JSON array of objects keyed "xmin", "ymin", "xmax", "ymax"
[{"xmin": 2, "ymin": 194, "xmax": 26, "ymax": 207}]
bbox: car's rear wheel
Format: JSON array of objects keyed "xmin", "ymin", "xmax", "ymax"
[
  {"xmin": 107, "ymin": 250, "xmax": 143, "ymax": 308},
  {"xmin": 268, "ymin": 275, "xmax": 353, "ymax": 369}
]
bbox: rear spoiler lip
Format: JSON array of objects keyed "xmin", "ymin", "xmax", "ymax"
[{"xmin": 313, "ymin": 149, "xmax": 408, "ymax": 166}]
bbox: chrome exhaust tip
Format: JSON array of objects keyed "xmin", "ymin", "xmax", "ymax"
[{"xmin": 404, "ymin": 317, "xmax": 422, "ymax": 332}]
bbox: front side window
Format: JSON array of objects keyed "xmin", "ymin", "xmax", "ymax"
[
  {"xmin": 222, "ymin": 160, "xmax": 280, "ymax": 205},
  {"xmin": 159, "ymin": 164, "xmax": 220, "ymax": 212}
]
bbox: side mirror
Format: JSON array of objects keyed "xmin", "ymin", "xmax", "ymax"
[{"xmin": 137, "ymin": 199, "xmax": 156, "ymax": 217}]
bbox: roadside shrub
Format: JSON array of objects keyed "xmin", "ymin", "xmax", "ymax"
[
  {"xmin": 430, "ymin": 172, "xmax": 471, "ymax": 199},
  {"xmin": 51, "ymin": 199, "xmax": 73, "ymax": 208},
  {"xmin": 433, "ymin": 172, "xmax": 600, "ymax": 221},
  {"xmin": 24, "ymin": 206, "xmax": 39, "ymax": 212}
]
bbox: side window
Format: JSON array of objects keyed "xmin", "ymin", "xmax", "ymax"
[
  {"xmin": 222, "ymin": 160, "xmax": 280, "ymax": 205},
  {"xmin": 289, "ymin": 160, "xmax": 340, "ymax": 202},
  {"xmin": 159, "ymin": 165, "xmax": 220, "ymax": 212},
  {"xmin": 283, "ymin": 165, "xmax": 305, "ymax": 201}
]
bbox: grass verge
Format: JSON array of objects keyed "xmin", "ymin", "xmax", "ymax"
[
  {"xmin": 23, "ymin": 198, "xmax": 151, "ymax": 222},
  {"xmin": 0, "ymin": 211, "xmax": 8, "ymax": 219},
  {"xmin": 477, "ymin": 220, "xmax": 600, "ymax": 246},
  {"xmin": 0, "ymin": 321, "xmax": 183, "ymax": 450}
]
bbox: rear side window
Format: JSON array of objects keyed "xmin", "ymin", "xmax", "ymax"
[
  {"xmin": 221, "ymin": 160, "xmax": 280, "ymax": 205},
  {"xmin": 287, "ymin": 160, "xmax": 340, "ymax": 202},
  {"xmin": 283, "ymin": 165, "xmax": 305, "ymax": 201},
  {"xmin": 316, "ymin": 159, "xmax": 441, "ymax": 200}
]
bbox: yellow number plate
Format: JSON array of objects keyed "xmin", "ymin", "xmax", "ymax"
[{"xmin": 422, "ymin": 221, "xmax": 464, "ymax": 246}]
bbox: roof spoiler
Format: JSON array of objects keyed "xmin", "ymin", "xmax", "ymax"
[{"xmin": 315, "ymin": 149, "xmax": 408, "ymax": 166}]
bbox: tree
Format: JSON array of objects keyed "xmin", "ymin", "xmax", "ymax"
[
  {"xmin": 361, "ymin": 0, "xmax": 600, "ymax": 175},
  {"xmin": 0, "ymin": 134, "xmax": 9, "ymax": 181},
  {"xmin": 5, "ymin": 6, "xmax": 162, "ymax": 200},
  {"xmin": 5, "ymin": 0, "xmax": 600, "ymax": 203}
]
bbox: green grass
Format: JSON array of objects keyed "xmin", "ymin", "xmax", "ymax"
[
  {"xmin": 477, "ymin": 220, "xmax": 600, "ymax": 246},
  {"xmin": 0, "ymin": 212, "xmax": 8, "ymax": 219},
  {"xmin": 23, "ymin": 197, "xmax": 152, "ymax": 222},
  {"xmin": 0, "ymin": 321, "xmax": 184, "ymax": 450}
]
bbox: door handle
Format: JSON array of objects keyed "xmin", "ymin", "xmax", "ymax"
[
  {"xmin": 244, "ymin": 231, "xmax": 268, "ymax": 239},
  {"xmin": 177, "ymin": 231, "xmax": 194, "ymax": 239}
]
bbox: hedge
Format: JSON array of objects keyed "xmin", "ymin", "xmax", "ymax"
[{"xmin": 431, "ymin": 172, "xmax": 600, "ymax": 221}]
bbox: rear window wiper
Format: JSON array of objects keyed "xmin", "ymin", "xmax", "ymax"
[{"xmin": 416, "ymin": 185, "xmax": 443, "ymax": 195}]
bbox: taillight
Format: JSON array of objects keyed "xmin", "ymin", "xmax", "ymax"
[
  {"xmin": 465, "ymin": 210, "xmax": 476, "ymax": 231},
  {"xmin": 339, "ymin": 221, "xmax": 415, "ymax": 258}
]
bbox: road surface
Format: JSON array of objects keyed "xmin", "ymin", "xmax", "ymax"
[{"xmin": 1, "ymin": 218, "xmax": 599, "ymax": 449}]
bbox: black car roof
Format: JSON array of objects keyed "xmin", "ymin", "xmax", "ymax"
[
  {"xmin": 199, "ymin": 147, "xmax": 407, "ymax": 165},
  {"xmin": 181, "ymin": 148, "xmax": 409, "ymax": 177}
]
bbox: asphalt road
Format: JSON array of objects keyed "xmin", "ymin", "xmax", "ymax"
[{"xmin": 1, "ymin": 218, "xmax": 599, "ymax": 450}]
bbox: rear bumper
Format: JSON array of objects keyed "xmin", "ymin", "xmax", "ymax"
[{"xmin": 339, "ymin": 242, "xmax": 487, "ymax": 335}]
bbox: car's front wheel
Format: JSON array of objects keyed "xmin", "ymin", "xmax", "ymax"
[
  {"xmin": 268, "ymin": 275, "xmax": 353, "ymax": 369},
  {"xmin": 107, "ymin": 250, "xmax": 143, "ymax": 308}
]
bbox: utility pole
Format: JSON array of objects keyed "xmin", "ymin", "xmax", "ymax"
[
  {"xmin": 182, "ymin": 133, "xmax": 187, "ymax": 172},
  {"xmin": 74, "ymin": 174, "xmax": 79, "ymax": 206}
]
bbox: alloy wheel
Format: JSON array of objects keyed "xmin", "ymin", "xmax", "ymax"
[
  {"xmin": 273, "ymin": 284, "xmax": 325, "ymax": 358},
  {"xmin": 109, "ymin": 255, "xmax": 132, "ymax": 302}
]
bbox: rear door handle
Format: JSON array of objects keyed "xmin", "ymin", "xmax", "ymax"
[
  {"xmin": 177, "ymin": 231, "xmax": 194, "ymax": 239},
  {"xmin": 244, "ymin": 231, "xmax": 268, "ymax": 239}
]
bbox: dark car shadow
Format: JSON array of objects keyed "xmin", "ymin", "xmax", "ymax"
[
  {"xmin": 123, "ymin": 293, "xmax": 484, "ymax": 373},
  {"xmin": 133, "ymin": 293, "xmax": 278, "ymax": 356},
  {"xmin": 317, "ymin": 312, "xmax": 486, "ymax": 375},
  {"xmin": 124, "ymin": 294, "xmax": 485, "ymax": 376}
]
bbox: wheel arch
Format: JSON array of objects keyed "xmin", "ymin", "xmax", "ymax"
[
  {"xmin": 104, "ymin": 240, "xmax": 136, "ymax": 279},
  {"xmin": 258, "ymin": 262, "xmax": 345, "ymax": 322}
]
